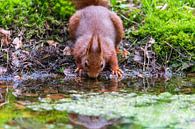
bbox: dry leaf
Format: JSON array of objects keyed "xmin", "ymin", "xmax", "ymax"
[
  {"xmin": 15, "ymin": 103, "xmax": 26, "ymax": 109},
  {"xmin": 43, "ymin": 88, "xmax": 58, "ymax": 94},
  {"xmin": 11, "ymin": 53, "xmax": 20, "ymax": 67},
  {"xmin": 0, "ymin": 85, "xmax": 12, "ymax": 88},
  {"xmin": 187, "ymin": 73, "xmax": 195, "ymax": 77},
  {"xmin": 146, "ymin": 51, "xmax": 155, "ymax": 59},
  {"xmin": 47, "ymin": 40, "xmax": 59, "ymax": 47},
  {"xmin": 0, "ymin": 67, "xmax": 7, "ymax": 75},
  {"xmin": 12, "ymin": 37, "xmax": 23, "ymax": 49},
  {"xmin": 133, "ymin": 54, "xmax": 143, "ymax": 63},
  {"xmin": 22, "ymin": 93, "xmax": 39, "ymax": 97},
  {"xmin": 0, "ymin": 28, "xmax": 11, "ymax": 46},
  {"xmin": 147, "ymin": 37, "xmax": 155, "ymax": 48},
  {"xmin": 63, "ymin": 46, "xmax": 72, "ymax": 55},
  {"xmin": 47, "ymin": 94, "xmax": 65, "ymax": 100},
  {"xmin": 16, "ymin": 100, "xmax": 31, "ymax": 106},
  {"xmin": 0, "ymin": 28, "xmax": 10, "ymax": 35},
  {"xmin": 137, "ymin": 73, "xmax": 144, "ymax": 78},
  {"xmin": 11, "ymin": 50, "xmax": 30, "ymax": 68}
]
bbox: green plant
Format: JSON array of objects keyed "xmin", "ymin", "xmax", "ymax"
[
  {"xmin": 31, "ymin": 0, "xmax": 75, "ymax": 19},
  {"xmin": 114, "ymin": 0, "xmax": 195, "ymax": 71}
]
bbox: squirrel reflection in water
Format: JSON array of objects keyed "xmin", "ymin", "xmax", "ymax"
[{"xmin": 69, "ymin": 113, "xmax": 120, "ymax": 129}]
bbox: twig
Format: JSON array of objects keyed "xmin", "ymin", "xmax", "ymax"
[
  {"xmin": 168, "ymin": 47, "xmax": 173, "ymax": 61},
  {"xmin": 164, "ymin": 41, "xmax": 186, "ymax": 58},
  {"xmin": 142, "ymin": 47, "xmax": 146, "ymax": 71},
  {"xmin": 119, "ymin": 14, "xmax": 139, "ymax": 25},
  {"xmin": 0, "ymin": 83, "xmax": 10, "ymax": 107},
  {"xmin": 0, "ymin": 101, "xmax": 8, "ymax": 107}
]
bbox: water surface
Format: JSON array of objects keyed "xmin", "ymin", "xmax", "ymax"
[{"xmin": 0, "ymin": 73, "xmax": 195, "ymax": 129}]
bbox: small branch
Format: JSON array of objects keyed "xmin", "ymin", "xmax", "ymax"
[
  {"xmin": 164, "ymin": 41, "xmax": 186, "ymax": 58},
  {"xmin": 0, "ymin": 101, "xmax": 8, "ymax": 107},
  {"xmin": 119, "ymin": 14, "xmax": 139, "ymax": 25}
]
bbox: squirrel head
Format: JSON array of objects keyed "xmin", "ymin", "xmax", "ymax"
[{"xmin": 81, "ymin": 35, "xmax": 105, "ymax": 78}]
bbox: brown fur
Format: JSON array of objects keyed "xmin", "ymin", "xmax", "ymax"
[
  {"xmin": 69, "ymin": 0, "xmax": 124, "ymax": 78},
  {"xmin": 68, "ymin": 11, "xmax": 81, "ymax": 39},
  {"xmin": 110, "ymin": 12, "xmax": 124, "ymax": 48},
  {"xmin": 72, "ymin": 0, "xmax": 109, "ymax": 9}
]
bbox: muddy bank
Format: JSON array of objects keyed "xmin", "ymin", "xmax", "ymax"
[{"xmin": 0, "ymin": 26, "xmax": 173, "ymax": 80}]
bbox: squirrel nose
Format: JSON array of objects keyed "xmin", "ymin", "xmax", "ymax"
[{"xmin": 87, "ymin": 73, "xmax": 99, "ymax": 78}]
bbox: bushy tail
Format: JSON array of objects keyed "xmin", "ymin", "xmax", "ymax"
[{"xmin": 72, "ymin": 0, "xmax": 109, "ymax": 9}]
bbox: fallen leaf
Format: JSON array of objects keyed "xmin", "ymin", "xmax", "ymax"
[
  {"xmin": 133, "ymin": 50, "xmax": 143, "ymax": 64},
  {"xmin": 12, "ymin": 37, "xmax": 23, "ymax": 49},
  {"xmin": 0, "ymin": 85, "xmax": 12, "ymax": 88},
  {"xmin": 0, "ymin": 28, "xmax": 10, "ymax": 36},
  {"xmin": 43, "ymin": 88, "xmax": 58, "ymax": 94},
  {"xmin": 22, "ymin": 93, "xmax": 39, "ymax": 97},
  {"xmin": 11, "ymin": 50, "xmax": 30, "ymax": 68},
  {"xmin": 0, "ymin": 28, "xmax": 11, "ymax": 46},
  {"xmin": 15, "ymin": 100, "xmax": 31, "ymax": 109},
  {"xmin": 47, "ymin": 94, "xmax": 65, "ymax": 100},
  {"xmin": 47, "ymin": 40, "xmax": 59, "ymax": 47},
  {"xmin": 15, "ymin": 103, "xmax": 26, "ymax": 109},
  {"xmin": 63, "ymin": 46, "xmax": 72, "ymax": 55},
  {"xmin": 137, "ymin": 73, "xmax": 144, "ymax": 78},
  {"xmin": 148, "ymin": 37, "xmax": 155, "ymax": 46},
  {"xmin": 6, "ymin": 120, "xmax": 17, "ymax": 126},
  {"xmin": 146, "ymin": 51, "xmax": 155, "ymax": 59},
  {"xmin": 0, "ymin": 67, "xmax": 7, "ymax": 75},
  {"xmin": 12, "ymin": 89, "xmax": 22, "ymax": 97},
  {"xmin": 187, "ymin": 73, "xmax": 195, "ymax": 77},
  {"xmin": 11, "ymin": 53, "xmax": 20, "ymax": 67}
]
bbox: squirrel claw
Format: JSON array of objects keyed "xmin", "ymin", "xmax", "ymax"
[
  {"xmin": 112, "ymin": 68, "xmax": 123, "ymax": 78},
  {"xmin": 75, "ymin": 67, "xmax": 83, "ymax": 76}
]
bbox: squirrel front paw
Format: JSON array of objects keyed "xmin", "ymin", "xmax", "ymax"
[
  {"xmin": 75, "ymin": 67, "xmax": 83, "ymax": 76},
  {"xmin": 111, "ymin": 67, "xmax": 123, "ymax": 78}
]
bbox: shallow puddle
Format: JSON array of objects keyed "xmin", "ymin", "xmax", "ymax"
[{"xmin": 0, "ymin": 73, "xmax": 195, "ymax": 129}]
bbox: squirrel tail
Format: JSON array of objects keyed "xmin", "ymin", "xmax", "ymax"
[{"xmin": 72, "ymin": 0, "xmax": 109, "ymax": 9}]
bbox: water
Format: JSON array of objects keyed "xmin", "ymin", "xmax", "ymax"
[{"xmin": 0, "ymin": 73, "xmax": 195, "ymax": 129}]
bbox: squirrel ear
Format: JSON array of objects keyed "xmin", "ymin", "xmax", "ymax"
[
  {"xmin": 87, "ymin": 35, "xmax": 94, "ymax": 54},
  {"xmin": 97, "ymin": 36, "xmax": 102, "ymax": 54}
]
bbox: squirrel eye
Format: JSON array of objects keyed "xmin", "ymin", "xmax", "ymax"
[
  {"xmin": 85, "ymin": 61, "xmax": 88, "ymax": 67},
  {"xmin": 100, "ymin": 63, "xmax": 104, "ymax": 68}
]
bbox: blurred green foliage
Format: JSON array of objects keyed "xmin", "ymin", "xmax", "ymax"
[
  {"xmin": 0, "ymin": 0, "xmax": 75, "ymax": 43},
  {"xmin": 0, "ymin": 0, "xmax": 75, "ymax": 27}
]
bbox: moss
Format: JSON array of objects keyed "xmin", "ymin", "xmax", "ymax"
[
  {"xmin": 139, "ymin": 0, "xmax": 195, "ymax": 69},
  {"xmin": 113, "ymin": 0, "xmax": 195, "ymax": 71},
  {"xmin": 0, "ymin": 0, "xmax": 74, "ymax": 26},
  {"xmin": 0, "ymin": 91, "xmax": 68, "ymax": 128},
  {"xmin": 0, "ymin": 0, "xmax": 75, "ymax": 44}
]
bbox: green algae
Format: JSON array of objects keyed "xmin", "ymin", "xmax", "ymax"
[
  {"xmin": 0, "ymin": 108, "xmax": 69, "ymax": 129},
  {"xmin": 0, "ymin": 90, "xmax": 69, "ymax": 129}
]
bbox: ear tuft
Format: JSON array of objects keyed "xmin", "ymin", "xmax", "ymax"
[
  {"xmin": 97, "ymin": 35, "xmax": 102, "ymax": 54},
  {"xmin": 87, "ymin": 34, "xmax": 94, "ymax": 54}
]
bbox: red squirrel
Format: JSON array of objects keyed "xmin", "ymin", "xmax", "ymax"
[{"xmin": 69, "ymin": 0, "xmax": 124, "ymax": 78}]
